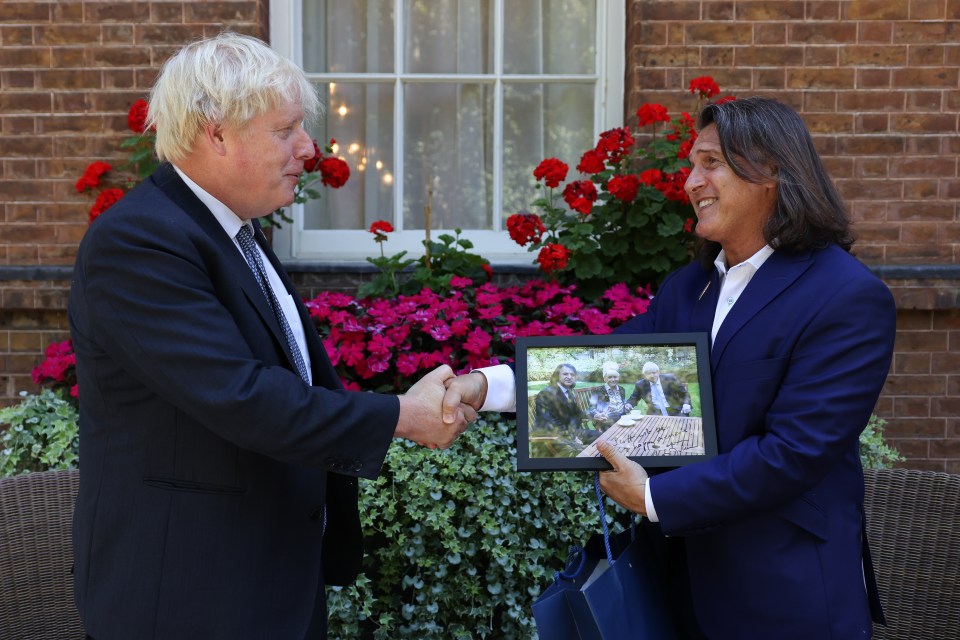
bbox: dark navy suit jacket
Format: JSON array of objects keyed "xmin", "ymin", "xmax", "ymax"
[
  {"xmin": 69, "ymin": 164, "xmax": 398, "ymax": 639},
  {"xmin": 616, "ymin": 245, "xmax": 893, "ymax": 639}
]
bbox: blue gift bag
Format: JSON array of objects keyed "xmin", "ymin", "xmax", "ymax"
[{"xmin": 532, "ymin": 475, "xmax": 680, "ymax": 640}]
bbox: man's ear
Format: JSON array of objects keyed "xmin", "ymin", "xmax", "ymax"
[{"xmin": 200, "ymin": 122, "xmax": 228, "ymax": 156}]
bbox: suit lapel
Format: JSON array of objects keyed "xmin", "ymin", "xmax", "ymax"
[
  {"xmin": 710, "ymin": 250, "xmax": 814, "ymax": 367},
  {"xmin": 151, "ymin": 165, "xmax": 325, "ymax": 382},
  {"xmin": 691, "ymin": 268, "xmax": 721, "ymax": 334}
]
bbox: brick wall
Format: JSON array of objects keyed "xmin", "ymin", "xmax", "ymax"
[{"xmin": 1, "ymin": 1, "xmax": 958, "ymax": 471}]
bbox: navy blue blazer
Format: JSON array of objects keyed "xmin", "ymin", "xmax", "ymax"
[
  {"xmin": 617, "ymin": 245, "xmax": 894, "ymax": 639},
  {"xmin": 69, "ymin": 164, "xmax": 399, "ymax": 639}
]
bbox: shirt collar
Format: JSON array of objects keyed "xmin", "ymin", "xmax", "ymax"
[
  {"xmin": 714, "ymin": 244, "xmax": 775, "ymax": 277},
  {"xmin": 172, "ymin": 164, "xmax": 248, "ymax": 240}
]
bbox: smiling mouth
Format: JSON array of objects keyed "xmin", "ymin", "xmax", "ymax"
[{"xmin": 697, "ymin": 197, "xmax": 717, "ymax": 210}]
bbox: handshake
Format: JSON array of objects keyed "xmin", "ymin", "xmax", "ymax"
[{"xmin": 394, "ymin": 365, "xmax": 491, "ymax": 450}]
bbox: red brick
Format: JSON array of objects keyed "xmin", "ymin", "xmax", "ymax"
[
  {"xmin": 845, "ymin": 1, "xmax": 909, "ymax": 20},
  {"xmin": 838, "ymin": 91, "xmax": 904, "ymax": 111},
  {"xmin": 754, "ymin": 68, "xmax": 786, "ymax": 89},
  {"xmin": 892, "ymin": 67, "xmax": 958, "ymax": 87},
  {"xmin": 886, "ymin": 243, "xmax": 954, "ymax": 261},
  {"xmin": 932, "ymin": 396, "xmax": 960, "ymax": 416},
  {"xmin": 35, "ymin": 25, "xmax": 102, "ymax": 45},
  {"xmin": 908, "ymin": 0, "xmax": 947, "ymax": 21},
  {"xmin": 790, "ymin": 23, "xmax": 857, "ymax": 44},
  {"xmin": 836, "ymin": 179, "xmax": 903, "ymax": 200},
  {"xmin": 737, "ymin": 1, "xmax": 804, "ymax": 20},
  {"xmin": 884, "ymin": 417, "xmax": 946, "ymax": 438},
  {"xmin": 135, "ymin": 25, "xmax": 206, "ymax": 46},
  {"xmin": 634, "ymin": 1, "xmax": 701, "ymax": 21},
  {"xmin": 856, "ymin": 68, "xmax": 892, "ymax": 88},
  {"xmin": 704, "ymin": 1, "xmax": 735, "ymax": 20},
  {"xmin": 0, "ymin": 47, "xmax": 52, "ymax": 67},
  {"xmin": 894, "ymin": 352, "xmax": 932, "ymax": 374},
  {"xmin": 739, "ymin": 46, "xmax": 805, "ymax": 66},
  {"xmin": 0, "ymin": 2, "xmax": 51, "ymax": 22},
  {"xmin": 804, "ymin": 113, "xmax": 853, "ymax": 133},
  {"xmin": 892, "ymin": 113, "xmax": 956, "ymax": 134},
  {"xmin": 38, "ymin": 69, "xmax": 103, "ymax": 90},
  {"xmin": 102, "ymin": 25, "xmax": 135, "ymax": 45},
  {"xmin": 903, "ymin": 180, "xmax": 941, "ymax": 200},
  {"xmin": 893, "ymin": 395, "xmax": 932, "ymax": 416},
  {"xmin": 841, "ymin": 45, "xmax": 907, "ymax": 66},
  {"xmin": 890, "ymin": 156, "xmax": 956, "ymax": 178},
  {"xmin": 84, "ymin": 2, "xmax": 149, "ymax": 23},
  {"xmin": 755, "ymin": 23, "xmax": 786, "ymax": 45},
  {"xmin": 854, "ymin": 114, "xmax": 889, "ymax": 134},
  {"xmin": 703, "ymin": 47, "xmax": 734, "ymax": 66},
  {"xmin": 787, "ymin": 68, "xmax": 856, "ymax": 89},
  {"xmin": 804, "ymin": 46, "xmax": 840, "ymax": 66},
  {"xmin": 637, "ymin": 48, "xmax": 700, "ymax": 67},
  {"xmin": 838, "ymin": 135, "xmax": 904, "ymax": 155},
  {"xmin": 858, "ymin": 22, "xmax": 893, "ymax": 44}
]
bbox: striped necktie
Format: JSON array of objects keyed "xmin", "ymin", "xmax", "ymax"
[{"xmin": 236, "ymin": 224, "xmax": 310, "ymax": 383}]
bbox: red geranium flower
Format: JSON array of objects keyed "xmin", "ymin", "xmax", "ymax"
[
  {"xmin": 576, "ymin": 148, "xmax": 606, "ymax": 175},
  {"xmin": 562, "ymin": 180, "xmax": 598, "ymax": 215},
  {"xmin": 639, "ymin": 168, "xmax": 663, "ymax": 187},
  {"xmin": 318, "ymin": 156, "xmax": 350, "ymax": 188},
  {"xmin": 596, "ymin": 127, "xmax": 635, "ymax": 163},
  {"xmin": 607, "ymin": 174, "xmax": 640, "ymax": 202},
  {"xmin": 537, "ymin": 243, "xmax": 571, "ymax": 274},
  {"xmin": 88, "ymin": 188, "xmax": 125, "ymax": 223},
  {"xmin": 75, "ymin": 161, "xmax": 112, "ymax": 193},
  {"xmin": 303, "ymin": 140, "xmax": 323, "ymax": 172},
  {"xmin": 533, "ymin": 158, "xmax": 569, "ymax": 189},
  {"xmin": 506, "ymin": 212, "xmax": 546, "ymax": 246},
  {"xmin": 369, "ymin": 220, "xmax": 394, "ymax": 235},
  {"xmin": 636, "ymin": 103, "xmax": 670, "ymax": 127},
  {"xmin": 689, "ymin": 76, "xmax": 720, "ymax": 99},
  {"xmin": 127, "ymin": 98, "xmax": 150, "ymax": 134}
]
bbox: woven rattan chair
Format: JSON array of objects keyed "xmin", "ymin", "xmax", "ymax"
[
  {"xmin": 864, "ymin": 467, "xmax": 960, "ymax": 639},
  {"xmin": 0, "ymin": 468, "xmax": 85, "ymax": 639}
]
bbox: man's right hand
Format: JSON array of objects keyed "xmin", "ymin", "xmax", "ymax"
[
  {"xmin": 442, "ymin": 372, "xmax": 488, "ymax": 425},
  {"xmin": 396, "ymin": 365, "xmax": 475, "ymax": 449}
]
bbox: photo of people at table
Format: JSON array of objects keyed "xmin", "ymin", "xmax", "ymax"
[{"xmin": 525, "ymin": 344, "xmax": 704, "ymax": 459}]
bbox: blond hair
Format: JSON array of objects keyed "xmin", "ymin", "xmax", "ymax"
[{"xmin": 147, "ymin": 32, "xmax": 322, "ymax": 164}]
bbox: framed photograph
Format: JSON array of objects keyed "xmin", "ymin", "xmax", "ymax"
[{"xmin": 515, "ymin": 333, "xmax": 717, "ymax": 472}]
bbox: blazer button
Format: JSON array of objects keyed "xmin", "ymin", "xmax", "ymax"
[
  {"xmin": 351, "ymin": 461, "xmax": 362, "ymax": 472},
  {"xmin": 310, "ymin": 508, "xmax": 323, "ymax": 522}
]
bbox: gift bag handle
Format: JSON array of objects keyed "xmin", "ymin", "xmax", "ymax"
[{"xmin": 594, "ymin": 471, "xmax": 637, "ymax": 566}]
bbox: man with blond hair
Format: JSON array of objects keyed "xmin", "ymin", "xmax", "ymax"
[{"xmin": 69, "ymin": 33, "xmax": 472, "ymax": 639}]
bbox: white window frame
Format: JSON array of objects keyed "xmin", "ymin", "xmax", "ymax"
[{"xmin": 268, "ymin": 0, "xmax": 624, "ymax": 263}]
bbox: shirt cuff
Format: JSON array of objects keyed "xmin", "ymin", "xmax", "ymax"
[
  {"xmin": 475, "ymin": 364, "xmax": 516, "ymax": 413},
  {"xmin": 645, "ymin": 479, "xmax": 660, "ymax": 522}
]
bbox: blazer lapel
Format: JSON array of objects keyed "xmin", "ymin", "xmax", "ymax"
[
  {"xmin": 691, "ymin": 267, "xmax": 721, "ymax": 335},
  {"xmin": 151, "ymin": 165, "xmax": 304, "ymax": 375},
  {"xmin": 710, "ymin": 250, "xmax": 814, "ymax": 366}
]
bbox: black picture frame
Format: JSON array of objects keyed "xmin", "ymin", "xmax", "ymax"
[{"xmin": 515, "ymin": 333, "xmax": 717, "ymax": 471}]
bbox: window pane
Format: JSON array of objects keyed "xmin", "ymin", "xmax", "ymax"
[
  {"xmin": 504, "ymin": 0, "xmax": 596, "ymax": 75},
  {"xmin": 303, "ymin": 82, "xmax": 395, "ymax": 230},
  {"xmin": 303, "ymin": 0, "xmax": 394, "ymax": 73},
  {"xmin": 403, "ymin": 83, "xmax": 493, "ymax": 230},
  {"xmin": 404, "ymin": 0, "xmax": 493, "ymax": 74},
  {"xmin": 501, "ymin": 82, "xmax": 595, "ymax": 217}
]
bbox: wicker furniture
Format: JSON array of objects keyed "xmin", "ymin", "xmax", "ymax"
[
  {"xmin": 0, "ymin": 468, "xmax": 85, "ymax": 639},
  {"xmin": 865, "ymin": 467, "xmax": 960, "ymax": 639}
]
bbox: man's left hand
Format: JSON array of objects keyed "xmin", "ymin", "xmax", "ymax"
[{"xmin": 597, "ymin": 441, "xmax": 649, "ymax": 516}]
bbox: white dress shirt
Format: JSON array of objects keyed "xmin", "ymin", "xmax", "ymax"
[{"xmin": 172, "ymin": 165, "xmax": 313, "ymax": 384}]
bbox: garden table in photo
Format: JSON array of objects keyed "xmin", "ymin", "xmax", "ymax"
[{"xmin": 577, "ymin": 415, "xmax": 705, "ymax": 458}]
